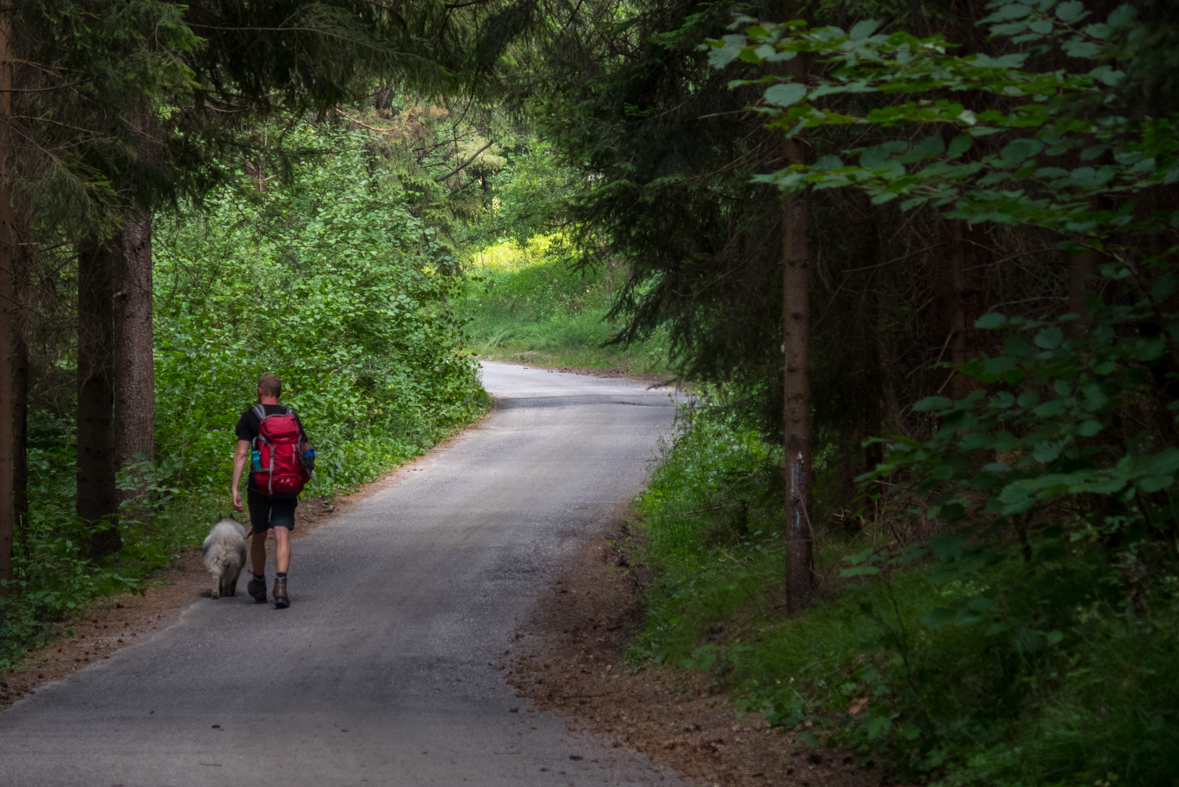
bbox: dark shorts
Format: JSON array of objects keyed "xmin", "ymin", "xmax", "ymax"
[{"xmin": 246, "ymin": 489, "xmax": 298, "ymax": 535}]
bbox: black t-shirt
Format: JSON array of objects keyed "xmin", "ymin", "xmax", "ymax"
[{"xmin": 235, "ymin": 404, "xmax": 310, "ymax": 491}]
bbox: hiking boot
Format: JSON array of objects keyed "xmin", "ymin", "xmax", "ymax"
[
  {"xmin": 247, "ymin": 577, "xmax": 268, "ymax": 603},
  {"xmin": 273, "ymin": 577, "xmax": 289, "ymax": 609}
]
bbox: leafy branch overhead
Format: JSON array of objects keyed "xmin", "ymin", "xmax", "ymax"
[{"xmin": 707, "ymin": 2, "xmax": 1176, "ymax": 236}]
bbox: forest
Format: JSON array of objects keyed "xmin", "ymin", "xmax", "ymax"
[{"xmin": 3, "ymin": 0, "xmax": 1179, "ymax": 784}]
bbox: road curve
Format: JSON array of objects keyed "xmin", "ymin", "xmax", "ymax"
[{"xmin": 0, "ymin": 363, "xmax": 685, "ymax": 787}]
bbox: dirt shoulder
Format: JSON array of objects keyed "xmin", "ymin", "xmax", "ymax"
[{"xmin": 504, "ymin": 514, "xmax": 882, "ymax": 787}]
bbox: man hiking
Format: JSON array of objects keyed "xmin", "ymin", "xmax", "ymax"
[{"xmin": 231, "ymin": 374, "xmax": 312, "ymax": 609}]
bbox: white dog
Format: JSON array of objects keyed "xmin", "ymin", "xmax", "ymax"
[{"xmin": 202, "ymin": 518, "xmax": 248, "ymax": 599}]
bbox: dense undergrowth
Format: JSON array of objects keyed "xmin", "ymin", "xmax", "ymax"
[
  {"xmin": 463, "ymin": 233, "xmax": 669, "ymax": 374},
  {"xmin": 629, "ymin": 401, "xmax": 1179, "ymax": 787},
  {"xmin": 0, "ymin": 124, "xmax": 488, "ymax": 669}
]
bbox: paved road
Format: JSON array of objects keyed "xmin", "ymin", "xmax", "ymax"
[{"xmin": 0, "ymin": 363, "xmax": 685, "ymax": 787}]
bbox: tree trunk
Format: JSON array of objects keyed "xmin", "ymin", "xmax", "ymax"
[
  {"xmin": 78, "ymin": 233, "xmax": 120, "ymax": 558},
  {"xmin": 1067, "ymin": 197, "xmax": 1103, "ymax": 340},
  {"xmin": 947, "ymin": 219, "xmax": 987, "ymax": 401},
  {"xmin": 0, "ymin": 5, "xmax": 14, "ymax": 596},
  {"xmin": 12, "ymin": 206, "xmax": 26, "ymax": 539},
  {"xmin": 115, "ymin": 210, "xmax": 155, "ymax": 520},
  {"xmin": 781, "ymin": 0, "xmax": 813, "ymax": 613}
]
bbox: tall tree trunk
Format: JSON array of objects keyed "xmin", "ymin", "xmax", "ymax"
[
  {"xmin": 947, "ymin": 219, "xmax": 987, "ymax": 401},
  {"xmin": 78, "ymin": 233, "xmax": 120, "ymax": 558},
  {"xmin": 0, "ymin": 4, "xmax": 14, "ymax": 596},
  {"xmin": 1067, "ymin": 197, "xmax": 1103, "ymax": 340},
  {"xmin": 115, "ymin": 210, "xmax": 154, "ymax": 520},
  {"xmin": 12, "ymin": 207, "xmax": 26, "ymax": 540},
  {"xmin": 781, "ymin": 0, "xmax": 813, "ymax": 613}
]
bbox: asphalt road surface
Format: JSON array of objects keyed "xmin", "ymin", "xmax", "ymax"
[{"xmin": 0, "ymin": 362, "xmax": 686, "ymax": 787}]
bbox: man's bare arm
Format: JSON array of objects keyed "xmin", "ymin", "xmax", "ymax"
[{"xmin": 231, "ymin": 439, "xmax": 250, "ymax": 511}]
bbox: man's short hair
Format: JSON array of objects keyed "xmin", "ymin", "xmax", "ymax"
[{"xmin": 257, "ymin": 374, "xmax": 282, "ymax": 398}]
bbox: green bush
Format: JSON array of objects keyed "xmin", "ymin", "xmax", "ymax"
[{"xmin": 154, "ymin": 123, "xmax": 487, "ymax": 496}]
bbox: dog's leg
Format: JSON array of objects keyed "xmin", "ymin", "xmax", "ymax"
[{"xmin": 212, "ymin": 580, "xmax": 220, "ymax": 600}]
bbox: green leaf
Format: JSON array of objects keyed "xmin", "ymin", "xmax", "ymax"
[
  {"xmin": 975, "ymin": 312, "xmax": 1007, "ymax": 329},
  {"xmin": 1145, "ymin": 447, "xmax": 1179, "ymax": 475},
  {"xmin": 960, "ymin": 433, "xmax": 995, "ymax": 451},
  {"xmin": 753, "ymin": 44, "xmax": 776, "ymax": 62},
  {"xmin": 1017, "ymin": 390, "xmax": 1040, "ymax": 408},
  {"xmin": 858, "ymin": 147, "xmax": 889, "ymax": 171},
  {"xmin": 1034, "ymin": 326, "xmax": 1064, "ymax": 349},
  {"xmin": 849, "ymin": 19, "xmax": 880, "ymax": 39},
  {"xmin": 708, "ymin": 35, "xmax": 748, "ymax": 69},
  {"xmin": 993, "ymin": 3, "xmax": 1035, "ymax": 20},
  {"xmin": 1069, "ymin": 166, "xmax": 1115, "ymax": 188},
  {"xmin": 914, "ymin": 396, "xmax": 953, "ymax": 412},
  {"xmin": 928, "ymin": 531, "xmax": 966, "ymax": 562},
  {"xmin": 866, "ymin": 716, "xmax": 891, "ymax": 740},
  {"xmin": 1139, "ymin": 476, "xmax": 1174, "ymax": 494},
  {"xmin": 1034, "ymin": 400, "xmax": 1067, "ymax": 417},
  {"xmin": 1106, "ymin": 4, "xmax": 1135, "ymax": 26},
  {"xmin": 948, "ymin": 135, "xmax": 974, "ymax": 158},
  {"xmin": 1086, "ymin": 477, "xmax": 1128, "ymax": 495},
  {"xmin": 991, "ymin": 392, "xmax": 1016, "ymax": 408},
  {"xmin": 764, "ymin": 83, "xmax": 808, "ymax": 108},
  {"xmin": 1130, "ymin": 336, "xmax": 1166, "ymax": 362},
  {"xmin": 1033, "ymin": 441, "xmax": 1062, "ymax": 463},
  {"xmin": 914, "ymin": 136, "xmax": 946, "ymax": 156},
  {"xmin": 1000, "ymin": 138, "xmax": 1045, "ymax": 164},
  {"xmin": 984, "ymin": 356, "xmax": 1018, "ymax": 375},
  {"xmin": 1055, "ymin": 1, "xmax": 1086, "ymax": 22},
  {"xmin": 1151, "ymin": 274, "xmax": 1177, "ymax": 303},
  {"xmin": 1081, "ymin": 384, "xmax": 1109, "ymax": 411}
]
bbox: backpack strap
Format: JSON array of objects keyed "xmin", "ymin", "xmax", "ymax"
[
  {"xmin": 249, "ymin": 404, "xmax": 265, "ymax": 449},
  {"xmin": 252, "ymin": 404, "xmax": 296, "ymax": 422}
]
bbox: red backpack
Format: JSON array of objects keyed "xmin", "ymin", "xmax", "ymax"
[{"xmin": 251, "ymin": 405, "xmax": 312, "ymax": 496}]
